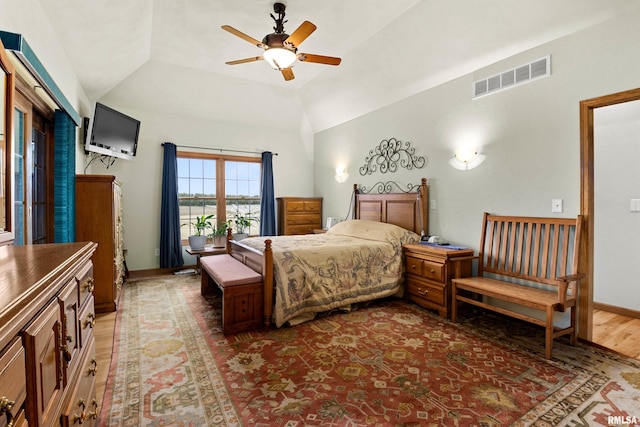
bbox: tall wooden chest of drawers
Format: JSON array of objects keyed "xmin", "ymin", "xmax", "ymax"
[
  {"xmin": 276, "ymin": 197, "xmax": 323, "ymax": 235},
  {"xmin": 76, "ymin": 175, "xmax": 124, "ymax": 313}
]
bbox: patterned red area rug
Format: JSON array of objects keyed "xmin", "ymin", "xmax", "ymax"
[{"xmin": 100, "ymin": 275, "xmax": 640, "ymax": 426}]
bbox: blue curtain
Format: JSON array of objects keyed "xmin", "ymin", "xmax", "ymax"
[
  {"xmin": 260, "ymin": 151, "xmax": 276, "ymax": 236},
  {"xmin": 53, "ymin": 110, "xmax": 76, "ymax": 243},
  {"xmin": 160, "ymin": 142, "xmax": 184, "ymax": 268}
]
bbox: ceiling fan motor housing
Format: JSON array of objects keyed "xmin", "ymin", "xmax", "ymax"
[{"xmin": 262, "ymin": 33, "xmax": 295, "ymax": 52}]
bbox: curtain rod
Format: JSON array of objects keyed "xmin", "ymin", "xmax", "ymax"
[{"xmin": 161, "ymin": 142, "xmax": 278, "ymax": 156}]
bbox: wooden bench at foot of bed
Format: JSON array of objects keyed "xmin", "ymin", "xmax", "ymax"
[
  {"xmin": 451, "ymin": 213, "xmax": 584, "ymax": 359},
  {"xmin": 201, "ymin": 254, "xmax": 263, "ymax": 335}
]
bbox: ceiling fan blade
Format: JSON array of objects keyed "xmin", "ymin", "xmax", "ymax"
[
  {"xmin": 281, "ymin": 67, "xmax": 295, "ymax": 81},
  {"xmin": 221, "ymin": 25, "xmax": 267, "ymax": 49},
  {"xmin": 298, "ymin": 53, "xmax": 341, "ymax": 66},
  {"xmin": 284, "ymin": 21, "xmax": 316, "ymax": 48},
  {"xmin": 225, "ymin": 56, "xmax": 264, "ymax": 65}
]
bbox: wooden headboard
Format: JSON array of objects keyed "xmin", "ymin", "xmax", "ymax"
[{"xmin": 354, "ymin": 178, "xmax": 428, "ymax": 236}]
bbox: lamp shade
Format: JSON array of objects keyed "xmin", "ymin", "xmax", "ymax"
[
  {"xmin": 449, "ymin": 148, "xmax": 486, "ymax": 170},
  {"xmin": 263, "ymin": 48, "xmax": 296, "ymax": 69}
]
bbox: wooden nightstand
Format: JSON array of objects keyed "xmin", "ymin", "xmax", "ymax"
[{"xmin": 402, "ymin": 243, "xmax": 474, "ymax": 319}]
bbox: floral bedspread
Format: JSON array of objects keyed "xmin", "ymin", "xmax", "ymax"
[{"xmin": 239, "ymin": 220, "xmax": 419, "ymax": 327}]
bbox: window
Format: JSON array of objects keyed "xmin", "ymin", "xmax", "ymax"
[{"xmin": 177, "ymin": 152, "xmax": 261, "ymax": 241}]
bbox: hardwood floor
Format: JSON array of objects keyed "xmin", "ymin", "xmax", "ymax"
[
  {"xmin": 92, "ymin": 307, "xmax": 640, "ymax": 414},
  {"xmin": 95, "ymin": 311, "xmax": 117, "ymax": 413},
  {"xmin": 592, "ymin": 309, "xmax": 640, "ymax": 360}
]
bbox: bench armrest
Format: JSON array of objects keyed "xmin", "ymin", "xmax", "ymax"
[{"xmin": 555, "ymin": 273, "xmax": 585, "ymax": 307}]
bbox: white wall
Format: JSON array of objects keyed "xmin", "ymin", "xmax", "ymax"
[
  {"xmin": 314, "ymin": 11, "xmax": 640, "ymax": 310},
  {"xmin": 594, "ymin": 101, "xmax": 640, "ymax": 311}
]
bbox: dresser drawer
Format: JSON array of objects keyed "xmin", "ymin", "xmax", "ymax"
[
  {"xmin": 302, "ymin": 201, "xmax": 321, "ymax": 212},
  {"xmin": 407, "ymin": 279, "xmax": 445, "ymax": 306},
  {"xmin": 406, "ymin": 256, "xmax": 445, "ymax": 283},
  {"xmin": 0, "ymin": 338, "xmax": 27, "ymax": 427},
  {"xmin": 286, "ymin": 225, "xmax": 317, "ymax": 235},
  {"xmin": 79, "ymin": 295, "xmax": 96, "ymax": 349},
  {"xmin": 76, "ymin": 262, "xmax": 95, "ymax": 309},
  {"xmin": 60, "ymin": 337, "xmax": 98, "ymax": 427},
  {"xmin": 285, "ymin": 213, "xmax": 321, "ymax": 225}
]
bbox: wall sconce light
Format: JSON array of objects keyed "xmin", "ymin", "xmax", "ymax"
[
  {"xmin": 335, "ymin": 167, "xmax": 349, "ymax": 183},
  {"xmin": 448, "ymin": 148, "xmax": 486, "ymax": 170}
]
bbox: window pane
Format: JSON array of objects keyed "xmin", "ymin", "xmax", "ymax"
[
  {"xmin": 203, "ymin": 178, "xmax": 216, "ymax": 196},
  {"xmin": 225, "ymin": 179, "xmax": 238, "ymax": 197},
  {"xmin": 177, "ymin": 158, "xmax": 189, "ymax": 177},
  {"xmin": 189, "ymin": 177, "xmax": 203, "ymax": 196},
  {"xmin": 249, "ymin": 181, "xmax": 260, "ymax": 197},
  {"xmin": 189, "ymin": 158, "xmax": 204, "ymax": 178},
  {"xmin": 203, "ymin": 159, "xmax": 216, "ymax": 179},
  {"xmin": 249, "ymin": 162, "xmax": 260, "ymax": 180},
  {"xmin": 237, "ymin": 180, "xmax": 249, "ymax": 197},
  {"xmin": 178, "ymin": 177, "xmax": 189, "ymax": 196}
]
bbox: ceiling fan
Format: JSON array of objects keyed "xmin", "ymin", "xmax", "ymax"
[{"xmin": 222, "ymin": 2, "xmax": 341, "ymax": 81}]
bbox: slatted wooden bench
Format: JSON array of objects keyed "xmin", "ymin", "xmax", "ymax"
[
  {"xmin": 451, "ymin": 213, "xmax": 584, "ymax": 359},
  {"xmin": 200, "ymin": 254, "xmax": 263, "ymax": 335}
]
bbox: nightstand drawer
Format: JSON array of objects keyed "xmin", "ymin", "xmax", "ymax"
[
  {"xmin": 405, "ymin": 256, "xmax": 445, "ymax": 282},
  {"xmin": 422, "ymin": 260, "xmax": 444, "ymax": 282},
  {"xmin": 407, "ymin": 279, "xmax": 445, "ymax": 306}
]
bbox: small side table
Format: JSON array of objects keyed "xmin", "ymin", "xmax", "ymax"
[
  {"xmin": 186, "ymin": 246, "xmax": 227, "ymax": 273},
  {"xmin": 402, "ymin": 243, "xmax": 474, "ymax": 319}
]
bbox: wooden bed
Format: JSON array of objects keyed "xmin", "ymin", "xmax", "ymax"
[{"xmin": 227, "ymin": 178, "xmax": 428, "ymax": 328}]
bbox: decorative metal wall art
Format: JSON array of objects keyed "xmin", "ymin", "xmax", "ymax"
[
  {"xmin": 359, "ymin": 137, "xmax": 426, "ymax": 176},
  {"xmin": 357, "ymin": 180, "xmax": 421, "ymax": 194}
]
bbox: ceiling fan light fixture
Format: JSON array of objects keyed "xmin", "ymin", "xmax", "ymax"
[{"xmin": 263, "ymin": 47, "xmax": 296, "ymax": 70}]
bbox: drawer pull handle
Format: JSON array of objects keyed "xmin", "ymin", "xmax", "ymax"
[
  {"xmin": 84, "ymin": 278, "xmax": 95, "ymax": 293},
  {"xmin": 62, "ymin": 344, "xmax": 72, "ymax": 362},
  {"xmin": 417, "ymin": 288, "xmax": 429, "ymax": 295},
  {"xmin": 84, "ymin": 313, "xmax": 96, "ymax": 329},
  {"xmin": 1, "ymin": 397, "xmax": 15, "ymax": 415},
  {"xmin": 73, "ymin": 398, "xmax": 86, "ymax": 424},
  {"xmin": 88, "ymin": 399, "xmax": 99, "ymax": 420},
  {"xmin": 89, "ymin": 358, "xmax": 98, "ymax": 376},
  {"xmin": 429, "ymin": 269, "xmax": 435, "ymax": 274},
  {"xmin": 1, "ymin": 397, "xmax": 16, "ymax": 427}
]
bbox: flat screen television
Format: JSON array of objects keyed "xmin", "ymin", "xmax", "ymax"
[{"xmin": 85, "ymin": 102, "xmax": 140, "ymax": 160}]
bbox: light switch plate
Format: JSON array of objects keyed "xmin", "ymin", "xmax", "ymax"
[
  {"xmin": 552, "ymin": 199, "xmax": 563, "ymax": 213},
  {"xmin": 631, "ymin": 199, "xmax": 640, "ymax": 212}
]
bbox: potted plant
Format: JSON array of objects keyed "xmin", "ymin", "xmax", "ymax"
[
  {"xmin": 231, "ymin": 213, "xmax": 259, "ymax": 240},
  {"xmin": 209, "ymin": 222, "xmax": 229, "ymax": 248},
  {"xmin": 185, "ymin": 214, "xmax": 213, "ymax": 250}
]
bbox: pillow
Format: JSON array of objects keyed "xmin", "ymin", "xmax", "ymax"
[{"xmin": 326, "ymin": 220, "xmax": 420, "ymax": 245}]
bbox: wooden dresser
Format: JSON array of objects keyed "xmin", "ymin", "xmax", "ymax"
[
  {"xmin": 0, "ymin": 242, "xmax": 98, "ymax": 427},
  {"xmin": 76, "ymin": 175, "xmax": 125, "ymax": 313},
  {"xmin": 403, "ymin": 243, "xmax": 474, "ymax": 319},
  {"xmin": 276, "ymin": 197, "xmax": 323, "ymax": 235}
]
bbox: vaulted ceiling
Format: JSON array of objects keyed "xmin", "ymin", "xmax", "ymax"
[{"xmin": 36, "ymin": 0, "xmax": 639, "ymax": 132}]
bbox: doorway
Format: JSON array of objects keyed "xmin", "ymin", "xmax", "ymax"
[
  {"xmin": 579, "ymin": 87, "xmax": 640, "ymax": 342},
  {"xmin": 13, "ymin": 80, "xmax": 54, "ymax": 245}
]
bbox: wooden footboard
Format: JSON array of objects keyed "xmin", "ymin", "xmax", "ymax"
[{"xmin": 227, "ymin": 231, "xmax": 273, "ymax": 328}]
